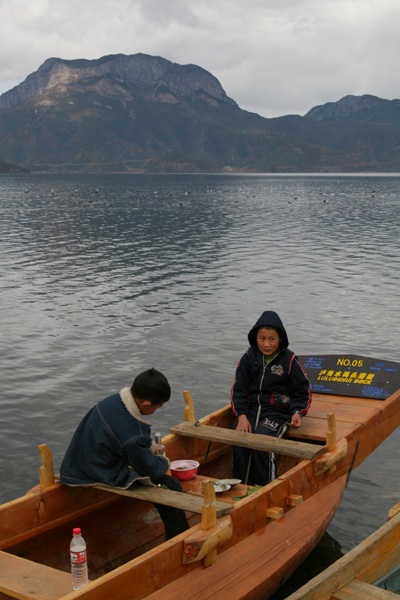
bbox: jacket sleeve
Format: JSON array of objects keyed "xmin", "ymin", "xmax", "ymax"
[
  {"xmin": 230, "ymin": 351, "xmax": 251, "ymax": 417},
  {"xmin": 125, "ymin": 434, "xmax": 169, "ymax": 480},
  {"xmin": 287, "ymin": 354, "xmax": 312, "ymax": 417}
]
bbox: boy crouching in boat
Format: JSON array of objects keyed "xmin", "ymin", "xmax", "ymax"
[
  {"xmin": 60, "ymin": 368, "xmax": 189, "ymax": 540},
  {"xmin": 231, "ymin": 311, "xmax": 312, "ymax": 486}
]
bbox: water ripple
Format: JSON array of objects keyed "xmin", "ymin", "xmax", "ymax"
[{"xmin": 1, "ymin": 174, "xmax": 399, "ymax": 549}]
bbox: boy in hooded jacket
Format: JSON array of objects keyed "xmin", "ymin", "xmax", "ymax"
[{"xmin": 231, "ymin": 311, "xmax": 312, "ymax": 485}]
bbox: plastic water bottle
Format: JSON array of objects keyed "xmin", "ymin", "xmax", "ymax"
[
  {"xmin": 70, "ymin": 527, "xmax": 89, "ymax": 590},
  {"xmin": 154, "ymin": 431, "xmax": 166, "ymax": 456}
]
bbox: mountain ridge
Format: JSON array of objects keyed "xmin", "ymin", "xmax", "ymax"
[
  {"xmin": 0, "ymin": 54, "xmax": 236, "ymax": 111},
  {"xmin": 0, "ymin": 53, "xmax": 399, "ymax": 173}
]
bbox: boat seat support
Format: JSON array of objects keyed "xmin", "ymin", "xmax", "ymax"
[
  {"xmin": 183, "ymin": 514, "xmax": 233, "ymax": 565},
  {"xmin": 314, "ymin": 438, "xmax": 348, "ymax": 475}
]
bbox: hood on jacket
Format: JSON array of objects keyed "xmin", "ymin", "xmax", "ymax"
[{"xmin": 248, "ymin": 311, "xmax": 289, "ymax": 350}]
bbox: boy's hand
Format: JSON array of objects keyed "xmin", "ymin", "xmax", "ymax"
[
  {"xmin": 236, "ymin": 415, "xmax": 252, "ymax": 433},
  {"xmin": 290, "ymin": 413, "xmax": 302, "ymax": 428}
]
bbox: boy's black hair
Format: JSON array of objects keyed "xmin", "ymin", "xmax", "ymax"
[{"xmin": 131, "ymin": 368, "xmax": 171, "ymax": 405}]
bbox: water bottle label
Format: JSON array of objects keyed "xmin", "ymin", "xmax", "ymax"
[{"xmin": 71, "ymin": 550, "xmax": 87, "ymax": 564}]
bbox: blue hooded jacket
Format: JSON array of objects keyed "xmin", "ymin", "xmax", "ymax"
[
  {"xmin": 60, "ymin": 387, "xmax": 169, "ymax": 488},
  {"xmin": 230, "ymin": 311, "xmax": 312, "ymax": 419}
]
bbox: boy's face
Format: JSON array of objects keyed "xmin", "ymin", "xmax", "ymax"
[{"xmin": 256, "ymin": 327, "xmax": 280, "ymax": 356}]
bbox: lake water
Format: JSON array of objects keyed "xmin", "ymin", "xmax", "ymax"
[{"xmin": 1, "ymin": 173, "xmax": 399, "ymax": 589}]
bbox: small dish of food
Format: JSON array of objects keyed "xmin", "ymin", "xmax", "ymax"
[
  {"xmin": 212, "ymin": 481, "xmax": 231, "ymax": 493},
  {"xmin": 218, "ymin": 478, "xmax": 242, "ymax": 487}
]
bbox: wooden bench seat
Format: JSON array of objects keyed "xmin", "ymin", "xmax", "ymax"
[
  {"xmin": 92, "ymin": 483, "xmax": 233, "ymax": 517},
  {"xmin": 0, "ymin": 550, "xmax": 72, "ymax": 600},
  {"xmin": 170, "ymin": 422, "xmax": 325, "ymax": 459}
]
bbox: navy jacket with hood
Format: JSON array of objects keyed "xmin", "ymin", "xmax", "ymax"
[
  {"xmin": 60, "ymin": 387, "xmax": 169, "ymax": 489},
  {"xmin": 230, "ymin": 311, "xmax": 312, "ymax": 419}
]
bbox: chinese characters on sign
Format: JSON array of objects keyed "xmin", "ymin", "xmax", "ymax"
[{"xmin": 297, "ymin": 355, "xmax": 400, "ymax": 400}]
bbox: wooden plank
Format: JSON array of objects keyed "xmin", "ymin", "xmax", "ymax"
[
  {"xmin": 314, "ymin": 394, "xmax": 386, "ymax": 408},
  {"xmin": 284, "ymin": 508, "xmax": 400, "ymax": 600},
  {"xmin": 170, "ymin": 422, "xmax": 325, "ymax": 459},
  {"xmin": 0, "ymin": 550, "xmax": 72, "ymax": 600},
  {"xmin": 93, "ymin": 483, "xmax": 233, "ymax": 517},
  {"xmin": 287, "ymin": 417, "xmax": 360, "ymax": 443},
  {"xmin": 332, "ymin": 579, "xmax": 400, "ymax": 600},
  {"xmin": 306, "ymin": 398, "xmax": 380, "ymax": 421},
  {"xmin": 285, "ymin": 395, "xmax": 381, "ymax": 442}
]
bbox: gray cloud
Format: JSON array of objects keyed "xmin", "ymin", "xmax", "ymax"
[{"xmin": 1, "ymin": 0, "xmax": 399, "ymax": 117}]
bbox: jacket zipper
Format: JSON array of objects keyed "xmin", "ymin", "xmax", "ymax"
[{"xmin": 254, "ymin": 362, "xmax": 268, "ymax": 430}]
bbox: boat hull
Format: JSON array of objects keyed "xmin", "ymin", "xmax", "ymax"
[{"xmin": 1, "ymin": 388, "xmax": 400, "ymax": 600}]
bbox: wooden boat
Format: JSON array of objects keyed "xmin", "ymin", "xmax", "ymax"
[
  {"xmin": 284, "ymin": 502, "xmax": 400, "ymax": 599},
  {"xmin": 1, "ymin": 354, "xmax": 400, "ymax": 600}
]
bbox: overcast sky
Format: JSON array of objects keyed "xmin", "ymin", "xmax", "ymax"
[{"xmin": 1, "ymin": 0, "xmax": 399, "ymax": 118}]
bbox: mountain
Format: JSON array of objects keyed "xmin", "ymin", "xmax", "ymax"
[
  {"xmin": 0, "ymin": 54, "xmax": 399, "ymax": 173},
  {"xmin": 305, "ymin": 93, "xmax": 400, "ymax": 123},
  {"xmin": 268, "ymin": 94, "xmax": 400, "ymax": 171},
  {"xmin": 0, "ymin": 160, "xmax": 28, "ymax": 173}
]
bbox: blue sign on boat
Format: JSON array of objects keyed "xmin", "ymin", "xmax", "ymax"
[{"xmin": 297, "ymin": 355, "xmax": 400, "ymax": 400}]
